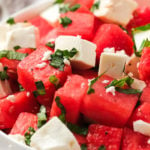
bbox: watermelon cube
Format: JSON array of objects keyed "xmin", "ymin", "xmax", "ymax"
[
  {"xmin": 57, "ymin": 12, "xmax": 95, "ymax": 40},
  {"xmin": 10, "ymin": 112, "xmax": 37, "ymax": 135},
  {"xmin": 93, "ymin": 24, "xmax": 134, "ymax": 64},
  {"xmin": 122, "ymin": 128, "xmax": 150, "ymax": 150},
  {"xmin": 29, "ymin": 16, "xmax": 53, "ymax": 39},
  {"xmin": 87, "ymin": 124, "xmax": 123, "ymax": 150},
  {"xmin": 0, "ymin": 91, "xmax": 39, "ymax": 129},
  {"xmin": 74, "ymin": 133, "xmax": 87, "ymax": 145},
  {"xmin": 17, "ymin": 46, "xmax": 72, "ymax": 106},
  {"xmin": 50, "ymin": 75, "xmax": 88, "ymax": 123},
  {"xmin": 141, "ymin": 84, "xmax": 150, "ymax": 103},
  {"xmin": 81, "ymin": 75, "xmax": 139, "ymax": 127},
  {"xmin": 128, "ymin": 102, "xmax": 150, "ymax": 127},
  {"xmin": 77, "ymin": 0, "xmax": 94, "ymax": 8}
]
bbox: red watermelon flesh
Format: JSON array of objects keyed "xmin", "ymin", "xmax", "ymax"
[
  {"xmin": 77, "ymin": 0, "xmax": 94, "ymax": 8},
  {"xmin": 141, "ymin": 84, "xmax": 150, "ymax": 103},
  {"xmin": 50, "ymin": 75, "xmax": 88, "ymax": 123},
  {"xmin": 74, "ymin": 133, "xmax": 87, "ymax": 145},
  {"xmin": 57, "ymin": 12, "xmax": 95, "ymax": 40},
  {"xmin": 17, "ymin": 45, "xmax": 72, "ymax": 106},
  {"xmin": 0, "ymin": 91, "xmax": 39, "ymax": 129},
  {"xmin": 87, "ymin": 124, "xmax": 123, "ymax": 150},
  {"xmin": 10, "ymin": 112, "xmax": 37, "ymax": 135},
  {"xmin": 81, "ymin": 75, "xmax": 139, "ymax": 127},
  {"xmin": 93, "ymin": 24, "xmax": 134, "ymax": 64},
  {"xmin": 122, "ymin": 128, "xmax": 150, "ymax": 150}
]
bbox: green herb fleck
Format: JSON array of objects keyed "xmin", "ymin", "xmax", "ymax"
[
  {"xmin": 33, "ymin": 81, "xmax": 46, "ymax": 97},
  {"xmin": 81, "ymin": 144, "xmax": 87, "ymax": 150},
  {"xmin": 0, "ymin": 50, "xmax": 27, "ymax": 60},
  {"xmin": 37, "ymin": 105, "xmax": 47, "ymax": 128},
  {"xmin": 24, "ymin": 127, "xmax": 35, "ymax": 146},
  {"xmin": 54, "ymin": 0, "xmax": 64, "ymax": 4},
  {"xmin": 19, "ymin": 84, "xmax": 25, "ymax": 91},
  {"xmin": 133, "ymin": 24, "xmax": 150, "ymax": 32},
  {"xmin": 115, "ymin": 87, "xmax": 142, "ymax": 94},
  {"xmin": 49, "ymin": 75, "xmax": 60, "ymax": 88},
  {"xmin": 70, "ymin": 4, "xmax": 81, "ymax": 11},
  {"xmin": 0, "ymin": 66, "xmax": 9, "ymax": 81},
  {"xmin": 59, "ymin": 4, "xmax": 80, "ymax": 13},
  {"xmin": 46, "ymin": 42, "xmax": 55, "ymax": 49},
  {"xmin": 91, "ymin": 0, "xmax": 100, "ymax": 12},
  {"xmin": 14, "ymin": 45, "xmax": 21, "ymax": 51},
  {"xmin": 59, "ymin": 17, "xmax": 72, "ymax": 28},
  {"xmin": 98, "ymin": 145, "xmax": 106, "ymax": 150},
  {"xmin": 6, "ymin": 18, "xmax": 15, "ymax": 25}
]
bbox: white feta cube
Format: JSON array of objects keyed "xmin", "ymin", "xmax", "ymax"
[
  {"xmin": 133, "ymin": 120, "xmax": 150, "ymax": 136},
  {"xmin": 40, "ymin": 4, "xmax": 60, "ymax": 26},
  {"xmin": 131, "ymin": 78, "xmax": 146, "ymax": 91},
  {"xmin": 9, "ymin": 134, "xmax": 25, "ymax": 145},
  {"xmin": 98, "ymin": 52, "xmax": 128, "ymax": 79},
  {"xmin": 55, "ymin": 35, "xmax": 96, "ymax": 69},
  {"xmin": 30, "ymin": 117, "xmax": 81, "ymax": 150},
  {"xmin": 134, "ymin": 29, "xmax": 150, "ymax": 50},
  {"xmin": 93, "ymin": 0, "xmax": 138, "ymax": 26}
]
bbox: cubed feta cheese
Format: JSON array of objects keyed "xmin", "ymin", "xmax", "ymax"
[
  {"xmin": 93, "ymin": 0, "xmax": 138, "ymax": 26},
  {"xmin": 30, "ymin": 117, "xmax": 81, "ymax": 150},
  {"xmin": 55, "ymin": 35, "xmax": 96, "ymax": 70},
  {"xmin": 40, "ymin": 4, "xmax": 60, "ymax": 26},
  {"xmin": 9, "ymin": 134, "xmax": 25, "ymax": 145},
  {"xmin": 131, "ymin": 78, "xmax": 146, "ymax": 91},
  {"xmin": 98, "ymin": 52, "xmax": 128, "ymax": 79},
  {"xmin": 134, "ymin": 29, "xmax": 150, "ymax": 50},
  {"xmin": 133, "ymin": 120, "xmax": 150, "ymax": 136}
]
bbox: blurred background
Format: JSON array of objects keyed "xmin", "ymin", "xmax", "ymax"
[{"xmin": 0, "ymin": 0, "xmax": 150, "ymax": 21}]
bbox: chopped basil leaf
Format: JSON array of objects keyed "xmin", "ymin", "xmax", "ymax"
[
  {"xmin": 91, "ymin": 0, "xmax": 100, "ymax": 12},
  {"xmin": 54, "ymin": 0, "xmax": 64, "ymax": 4},
  {"xmin": 59, "ymin": 17, "xmax": 72, "ymax": 28},
  {"xmin": 14, "ymin": 45, "xmax": 21, "ymax": 51},
  {"xmin": 49, "ymin": 75, "xmax": 60, "ymax": 88},
  {"xmin": 33, "ymin": 81, "xmax": 46, "ymax": 97},
  {"xmin": 55, "ymin": 96, "xmax": 66, "ymax": 123},
  {"xmin": 46, "ymin": 42, "xmax": 55, "ymax": 49},
  {"xmin": 59, "ymin": 4, "xmax": 70, "ymax": 13},
  {"xmin": 50, "ymin": 48, "xmax": 78, "ymax": 71},
  {"xmin": 115, "ymin": 87, "xmax": 142, "ymax": 94},
  {"xmin": 19, "ymin": 84, "xmax": 25, "ymax": 91},
  {"xmin": 70, "ymin": 4, "xmax": 81, "ymax": 11},
  {"xmin": 0, "ymin": 66, "xmax": 9, "ymax": 81},
  {"xmin": 67, "ymin": 122, "xmax": 88, "ymax": 136},
  {"xmin": 6, "ymin": 18, "xmax": 15, "ymax": 25},
  {"xmin": 37, "ymin": 105, "xmax": 47, "ymax": 128},
  {"xmin": 24, "ymin": 127, "xmax": 35, "ymax": 146},
  {"xmin": 98, "ymin": 145, "xmax": 106, "ymax": 150},
  {"xmin": 0, "ymin": 50, "xmax": 27, "ymax": 60},
  {"xmin": 105, "ymin": 76, "xmax": 134, "ymax": 89},
  {"xmin": 133, "ymin": 24, "xmax": 150, "ymax": 32},
  {"xmin": 81, "ymin": 144, "xmax": 87, "ymax": 150},
  {"xmin": 87, "ymin": 71, "xmax": 106, "ymax": 94}
]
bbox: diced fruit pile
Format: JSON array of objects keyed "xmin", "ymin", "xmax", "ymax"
[{"xmin": 1, "ymin": 0, "xmax": 150, "ymax": 150}]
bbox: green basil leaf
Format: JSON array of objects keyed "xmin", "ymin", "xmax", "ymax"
[
  {"xmin": 37, "ymin": 105, "xmax": 47, "ymax": 128},
  {"xmin": 6, "ymin": 18, "xmax": 15, "ymax": 25},
  {"xmin": 49, "ymin": 75, "xmax": 60, "ymax": 88},
  {"xmin": 115, "ymin": 87, "xmax": 142, "ymax": 94},
  {"xmin": 70, "ymin": 4, "xmax": 81, "ymax": 11},
  {"xmin": 91, "ymin": 0, "xmax": 100, "ymax": 12},
  {"xmin": 59, "ymin": 4, "xmax": 70, "ymax": 13},
  {"xmin": 24, "ymin": 127, "xmax": 35, "ymax": 146},
  {"xmin": 46, "ymin": 42, "xmax": 55, "ymax": 49},
  {"xmin": 54, "ymin": 0, "xmax": 64, "ymax": 4},
  {"xmin": 0, "ymin": 66, "xmax": 9, "ymax": 81},
  {"xmin": 98, "ymin": 145, "xmax": 106, "ymax": 150},
  {"xmin": 133, "ymin": 24, "xmax": 150, "ymax": 32},
  {"xmin": 81, "ymin": 144, "xmax": 87, "ymax": 150},
  {"xmin": 59, "ymin": 17, "xmax": 72, "ymax": 28},
  {"xmin": 13, "ymin": 45, "xmax": 21, "ymax": 51},
  {"xmin": 19, "ymin": 84, "xmax": 25, "ymax": 92}
]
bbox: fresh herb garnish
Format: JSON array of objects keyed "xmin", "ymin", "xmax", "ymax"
[
  {"xmin": 115, "ymin": 87, "xmax": 142, "ymax": 94},
  {"xmin": 19, "ymin": 84, "xmax": 25, "ymax": 91},
  {"xmin": 33, "ymin": 81, "xmax": 46, "ymax": 97},
  {"xmin": 46, "ymin": 42, "xmax": 55, "ymax": 49},
  {"xmin": 98, "ymin": 145, "xmax": 106, "ymax": 150},
  {"xmin": 60, "ymin": 4, "xmax": 80, "ymax": 13},
  {"xmin": 0, "ymin": 50, "xmax": 27, "ymax": 60},
  {"xmin": 6, "ymin": 18, "xmax": 15, "ymax": 25},
  {"xmin": 50, "ymin": 48, "xmax": 78, "ymax": 71},
  {"xmin": 133, "ymin": 24, "xmax": 150, "ymax": 32},
  {"xmin": 105, "ymin": 76, "xmax": 134, "ymax": 89},
  {"xmin": 24, "ymin": 127, "xmax": 35, "ymax": 146},
  {"xmin": 91, "ymin": 0, "xmax": 100, "ymax": 12},
  {"xmin": 87, "ymin": 71, "xmax": 106, "ymax": 94},
  {"xmin": 59, "ymin": 17, "xmax": 72, "ymax": 28},
  {"xmin": 0, "ymin": 66, "xmax": 9, "ymax": 81},
  {"xmin": 14, "ymin": 45, "xmax": 21, "ymax": 51},
  {"xmin": 54, "ymin": 0, "xmax": 64, "ymax": 4},
  {"xmin": 37, "ymin": 105, "xmax": 47, "ymax": 128},
  {"xmin": 49, "ymin": 75, "xmax": 60, "ymax": 88},
  {"xmin": 81, "ymin": 144, "xmax": 87, "ymax": 150}
]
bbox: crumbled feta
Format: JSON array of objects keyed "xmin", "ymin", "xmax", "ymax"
[
  {"xmin": 6, "ymin": 95, "xmax": 15, "ymax": 102},
  {"xmin": 55, "ymin": 35, "xmax": 96, "ymax": 70},
  {"xmin": 36, "ymin": 62, "xmax": 47, "ymax": 69},
  {"xmin": 30, "ymin": 117, "xmax": 81, "ymax": 150},
  {"xmin": 26, "ymin": 92, "xmax": 30, "ymax": 97},
  {"xmin": 131, "ymin": 78, "xmax": 146, "ymax": 91},
  {"xmin": 102, "ymin": 80, "xmax": 109, "ymax": 84},
  {"xmin": 103, "ymin": 47, "xmax": 115, "ymax": 53},
  {"xmin": 42, "ymin": 51, "xmax": 52, "ymax": 61},
  {"xmin": 9, "ymin": 134, "xmax": 25, "ymax": 145},
  {"xmin": 133, "ymin": 120, "xmax": 150, "ymax": 137},
  {"xmin": 106, "ymin": 86, "xmax": 116, "ymax": 96},
  {"xmin": 64, "ymin": 58, "xmax": 70, "ymax": 65},
  {"xmin": 93, "ymin": 0, "xmax": 138, "ymax": 26},
  {"xmin": 148, "ymin": 139, "xmax": 150, "ymax": 144}
]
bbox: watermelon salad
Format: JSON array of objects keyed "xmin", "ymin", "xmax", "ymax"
[{"xmin": 1, "ymin": 0, "xmax": 150, "ymax": 149}]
